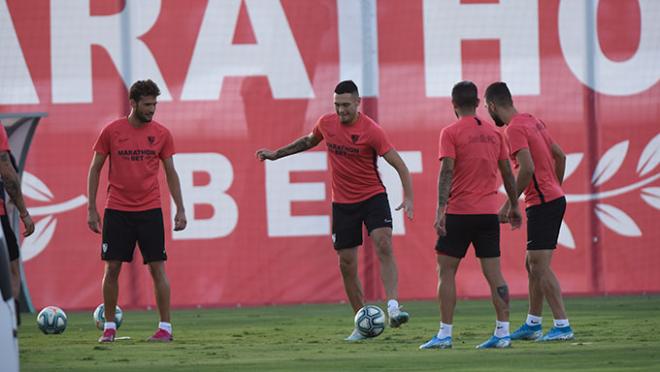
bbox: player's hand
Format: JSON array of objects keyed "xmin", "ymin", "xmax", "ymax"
[
  {"xmin": 255, "ymin": 149, "xmax": 277, "ymax": 161},
  {"xmin": 508, "ymin": 204, "xmax": 522, "ymax": 230},
  {"xmin": 20, "ymin": 212, "xmax": 35, "ymax": 237},
  {"xmin": 395, "ymin": 197, "xmax": 414, "ymax": 220},
  {"xmin": 498, "ymin": 203, "xmax": 510, "ymax": 224},
  {"xmin": 434, "ymin": 208, "xmax": 447, "ymax": 237},
  {"xmin": 173, "ymin": 210, "xmax": 187, "ymax": 231},
  {"xmin": 87, "ymin": 209, "xmax": 102, "ymax": 234}
]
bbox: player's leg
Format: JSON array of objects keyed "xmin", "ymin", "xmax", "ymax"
[
  {"xmin": 0, "ymin": 242, "xmax": 19, "ymax": 372},
  {"xmin": 332, "ymin": 200, "xmax": 366, "ymax": 340},
  {"xmin": 369, "ymin": 227, "xmax": 397, "ymax": 304},
  {"xmin": 364, "ymin": 193, "xmax": 408, "ymax": 327},
  {"xmin": 477, "ymin": 257, "xmax": 512, "ymax": 349},
  {"xmin": 336, "ymin": 247, "xmax": 366, "ymax": 341},
  {"xmin": 337, "ymin": 247, "xmax": 363, "ymax": 313},
  {"xmin": 102, "ymin": 260, "xmax": 122, "ymax": 323},
  {"xmin": 420, "ymin": 214, "xmax": 469, "ymax": 349},
  {"xmin": 528, "ymin": 250, "xmax": 567, "ymax": 318},
  {"xmin": 510, "ymin": 253, "xmax": 544, "ymax": 340},
  {"xmin": 136, "ymin": 209, "xmax": 173, "ymax": 342},
  {"xmin": 99, "ymin": 209, "xmax": 135, "ymax": 342},
  {"xmin": 529, "ymin": 250, "xmax": 573, "ymax": 341},
  {"xmin": 8, "ymin": 260, "xmax": 19, "ymax": 325},
  {"xmin": 474, "ymin": 215, "xmax": 511, "ymax": 349},
  {"xmin": 419, "ymin": 252, "xmax": 461, "ymax": 350},
  {"xmin": 2, "ymin": 214, "xmax": 20, "ymax": 325},
  {"xmin": 527, "ymin": 197, "xmax": 573, "ymax": 341},
  {"xmin": 526, "ymin": 254, "xmax": 545, "ymax": 316}
]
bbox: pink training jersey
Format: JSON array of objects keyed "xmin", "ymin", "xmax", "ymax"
[
  {"xmin": 505, "ymin": 113, "xmax": 564, "ymax": 207},
  {"xmin": 438, "ymin": 115, "xmax": 508, "ymax": 215},
  {"xmin": 313, "ymin": 113, "xmax": 393, "ymax": 204},
  {"xmin": 93, "ymin": 118, "xmax": 175, "ymax": 211},
  {"xmin": 0, "ymin": 125, "xmax": 9, "ymax": 216}
]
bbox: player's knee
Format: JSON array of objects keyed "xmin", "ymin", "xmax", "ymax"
[
  {"xmin": 372, "ymin": 236, "xmax": 393, "ymax": 258},
  {"xmin": 104, "ymin": 263, "xmax": 121, "ymax": 279}
]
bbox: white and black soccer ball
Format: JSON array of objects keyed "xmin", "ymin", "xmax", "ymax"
[
  {"xmin": 354, "ymin": 305, "xmax": 385, "ymax": 338},
  {"xmin": 36, "ymin": 306, "xmax": 67, "ymax": 334},
  {"xmin": 93, "ymin": 303, "xmax": 123, "ymax": 330}
]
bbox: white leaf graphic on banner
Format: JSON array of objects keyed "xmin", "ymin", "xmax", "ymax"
[
  {"xmin": 641, "ymin": 187, "xmax": 660, "ymax": 210},
  {"xmin": 564, "ymin": 153, "xmax": 584, "ymax": 180},
  {"xmin": 595, "ymin": 203, "xmax": 641, "ymax": 237},
  {"xmin": 636, "ymin": 133, "xmax": 660, "ymax": 176},
  {"xmin": 592, "ymin": 141, "xmax": 629, "ymax": 186},
  {"xmin": 21, "ymin": 215, "xmax": 57, "ymax": 261},
  {"xmin": 22, "ymin": 171, "xmax": 54, "ymax": 202},
  {"xmin": 558, "ymin": 220, "xmax": 576, "ymax": 249}
]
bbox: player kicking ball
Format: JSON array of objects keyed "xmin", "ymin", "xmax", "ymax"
[{"xmin": 256, "ymin": 81, "xmax": 414, "ymax": 341}]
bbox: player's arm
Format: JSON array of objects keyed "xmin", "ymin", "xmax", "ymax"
[
  {"xmin": 162, "ymin": 157, "xmax": 187, "ymax": 231},
  {"xmin": 435, "ymin": 157, "xmax": 454, "ymax": 236},
  {"xmin": 255, "ymin": 133, "xmax": 321, "ymax": 161},
  {"xmin": 550, "ymin": 143, "xmax": 566, "ymax": 185},
  {"xmin": 0, "ymin": 151, "xmax": 34, "ymax": 236},
  {"xmin": 497, "ymin": 159, "xmax": 522, "ymax": 230},
  {"xmin": 514, "ymin": 149, "xmax": 535, "ymax": 198},
  {"xmin": 382, "ymin": 149, "xmax": 414, "ymax": 220},
  {"xmin": 86, "ymin": 152, "xmax": 107, "ymax": 234}
]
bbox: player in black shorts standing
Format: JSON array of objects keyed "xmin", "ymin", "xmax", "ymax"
[
  {"xmin": 419, "ymin": 81, "xmax": 521, "ymax": 350},
  {"xmin": 485, "ymin": 82, "xmax": 573, "ymax": 341}
]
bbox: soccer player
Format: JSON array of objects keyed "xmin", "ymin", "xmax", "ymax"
[
  {"xmin": 0, "ymin": 121, "xmax": 34, "ymax": 372},
  {"xmin": 1, "ymin": 170, "xmax": 24, "ymax": 325},
  {"xmin": 87, "ymin": 80, "xmax": 187, "ymax": 343},
  {"xmin": 256, "ymin": 80, "xmax": 414, "ymax": 341},
  {"xmin": 485, "ymin": 81, "xmax": 574, "ymax": 341},
  {"xmin": 420, "ymin": 81, "xmax": 521, "ymax": 350}
]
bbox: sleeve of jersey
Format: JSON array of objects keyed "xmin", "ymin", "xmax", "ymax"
[
  {"xmin": 160, "ymin": 130, "xmax": 176, "ymax": 159},
  {"xmin": 370, "ymin": 126, "xmax": 393, "ymax": 156},
  {"xmin": 0, "ymin": 126, "xmax": 10, "ymax": 152},
  {"xmin": 506, "ymin": 126, "xmax": 528, "ymax": 157},
  {"xmin": 438, "ymin": 128, "xmax": 455, "ymax": 160},
  {"xmin": 92, "ymin": 127, "xmax": 110, "ymax": 154},
  {"xmin": 497, "ymin": 131, "xmax": 508, "ymax": 160},
  {"xmin": 312, "ymin": 118, "xmax": 324, "ymax": 140}
]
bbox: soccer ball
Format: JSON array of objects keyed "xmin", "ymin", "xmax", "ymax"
[
  {"xmin": 354, "ymin": 305, "xmax": 385, "ymax": 338},
  {"xmin": 36, "ymin": 306, "xmax": 67, "ymax": 334},
  {"xmin": 93, "ymin": 303, "xmax": 123, "ymax": 330}
]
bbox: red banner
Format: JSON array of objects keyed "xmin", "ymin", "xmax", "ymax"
[{"xmin": 1, "ymin": 0, "xmax": 658, "ymax": 310}]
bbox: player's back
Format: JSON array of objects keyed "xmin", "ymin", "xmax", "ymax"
[
  {"xmin": 506, "ymin": 113, "xmax": 563, "ymax": 206},
  {"xmin": 439, "ymin": 116, "xmax": 507, "ymax": 215}
]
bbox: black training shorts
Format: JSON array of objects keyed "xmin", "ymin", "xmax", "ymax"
[
  {"xmin": 526, "ymin": 196, "xmax": 566, "ymax": 250},
  {"xmin": 435, "ymin": 214, "xmax": 500, "ymax": 258},
  {"xmin": 101, "ymin": 208, "xmax": 167, "ymax": 264},
  {"xmin": 1, "ymin": 214, "xmax": 19, "ymax": 262},
  {"xmin": 332, "ymin": 193, "xmax": 393, "ymax": 250}
]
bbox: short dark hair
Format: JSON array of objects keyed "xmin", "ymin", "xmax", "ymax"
[
  {"xmin": 334, "ymin": 80, "xmax": 359, "ymax": 96},
  {"xmin": 485, "ymin": 82, "xmax": 513, "ymax": 107},
  {"xmin": 129, "ymin": 79, "xmax": 160, "ymax": 102},
  {"xmin": 451, "ymin": 81, "xmax": 478, "ymax": 109}
]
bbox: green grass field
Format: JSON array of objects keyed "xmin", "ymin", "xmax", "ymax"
[{"xmin": 19, "ymin": 296, "xmax": 660, "ymax": 371}]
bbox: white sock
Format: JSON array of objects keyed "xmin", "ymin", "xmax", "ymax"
[
  {"xmin": 104, "ymin": 322, "xmax": 116, "ymax": 331},
  {"xmin": 553, "ymin": 319, "xmax": 569, "ymax": 328},
  {"xmin": 526, "ymin": 314, "xmax": 542, "ymax": 327},
  {"xmin": 437, "ymin": 322, "xmax": 453, "ymax": 339},
  {"xmin": 494, "ymin": 320, "xmax": 510, "ymax": 338},
  {"xmin": 387, "ymin": 299, "xmax": 400, "ymax": 315},
  {"xmin": 159, "ymin": 322, "xmax": 172, "ymax": 334}
]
